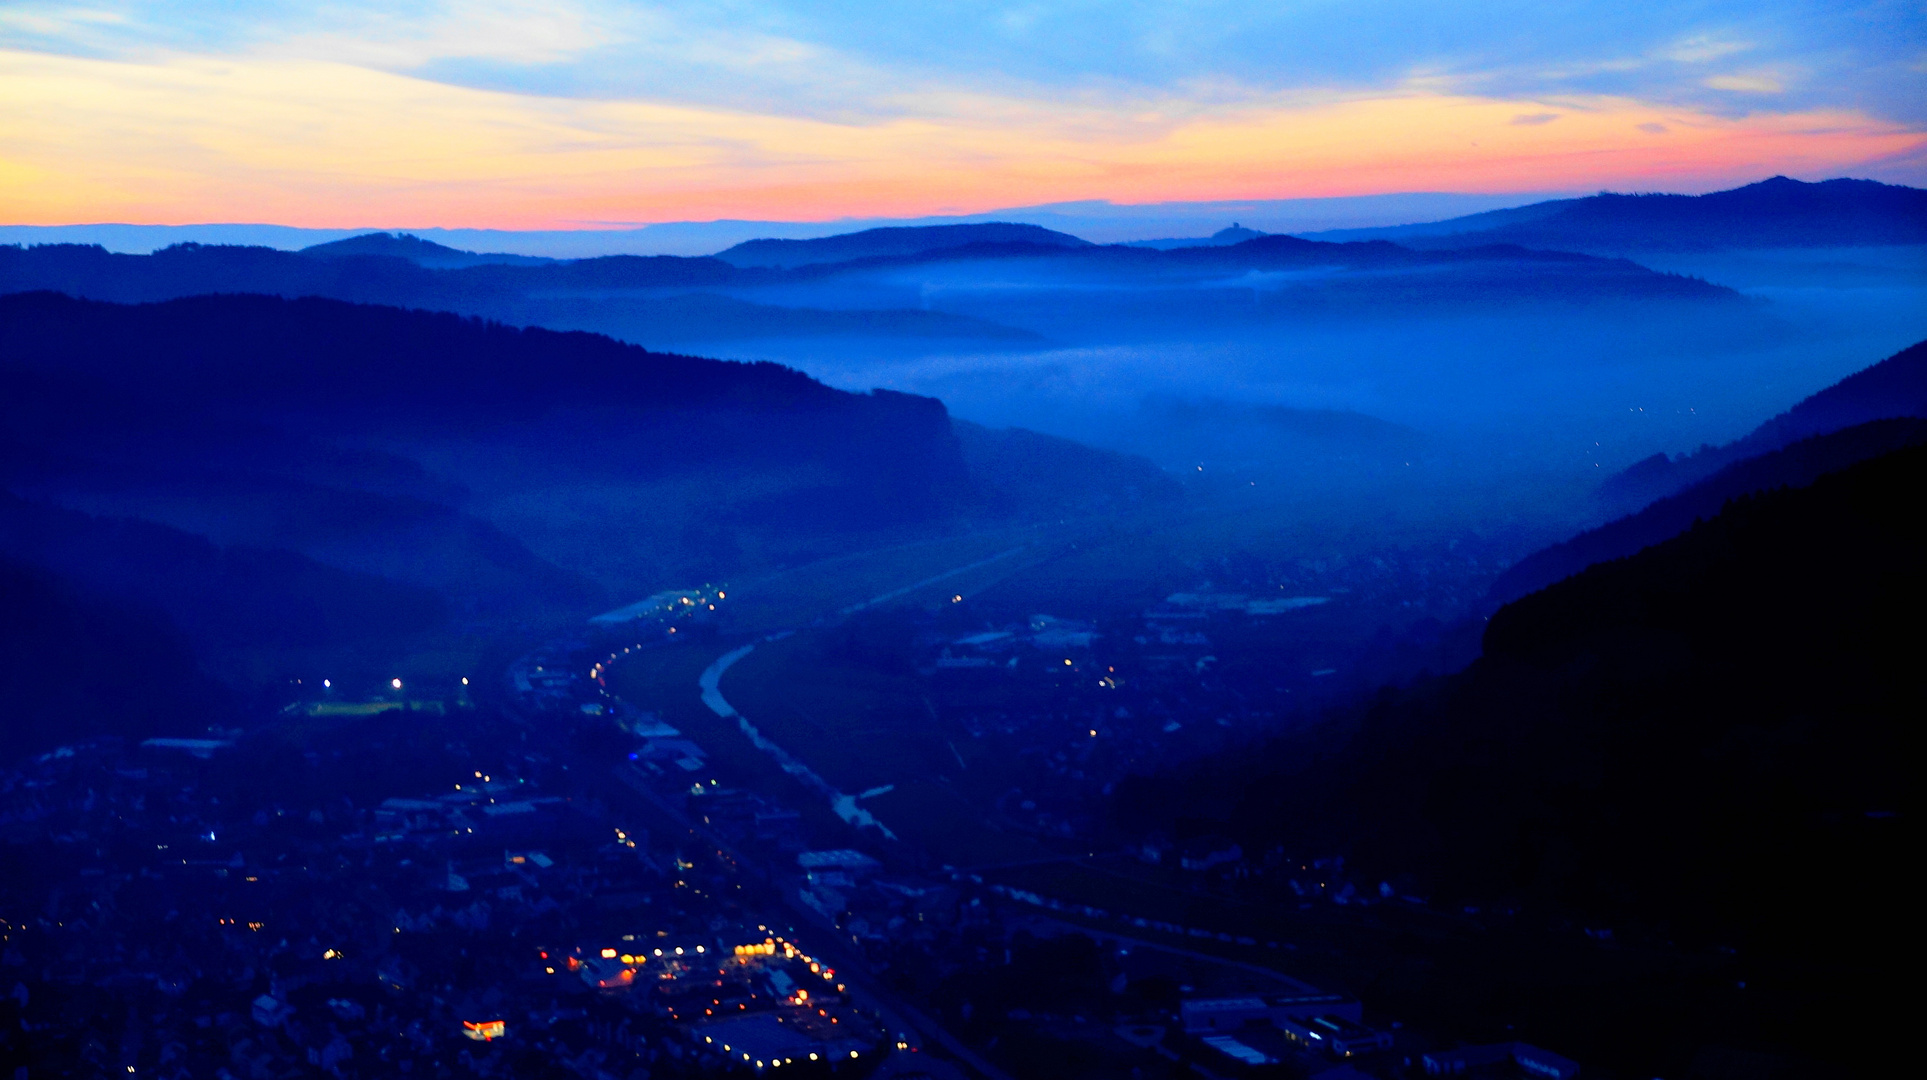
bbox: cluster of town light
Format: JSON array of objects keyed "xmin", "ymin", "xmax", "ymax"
[{"xmin": 701, "ymin": 1035, "xmax": 855, "ymax": 1070}]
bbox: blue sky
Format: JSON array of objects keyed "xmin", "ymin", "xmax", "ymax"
[{"xmin": 2, "ymin": 2, "xmax": 1921, "ymax": 226}]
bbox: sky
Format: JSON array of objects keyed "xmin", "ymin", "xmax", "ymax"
[{"xmin": 2, "ymin": 2, "xmax": 1923, "ymax": 229}]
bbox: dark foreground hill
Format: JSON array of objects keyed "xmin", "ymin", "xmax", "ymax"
[
  {"xmin": 0, "ymin": 292, "xmax": 1170, "ymax": 678},
  {"xmin": 1118, "ymin": 443, "xmax": 1922, "ymax": 1075},
  {"xmin": 1599, "ymin": 337, "xmax": 1927, "ymax": 509},
  {"xmin": 0, "ymin": 293, "xmax": 946, "ymax": 653},
  {"xmin": 1310, "ymin": 175, "xmax": 1927, "ymax": 252},
  {"xmin": 1491, "ymin": 415, "xmax": 1927, "ymax": 601}
]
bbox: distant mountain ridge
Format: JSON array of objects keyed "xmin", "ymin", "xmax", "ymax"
[
  {"xmin": 0, "ymin": 231, "xmax": 1738, "ymax": 359},
  {"xmin": 0, "ymin": 241, "xmax": 1043, "ymax": 348},
  {"xmin": 0, "ymin": 229, "xmax": 1737, "ymax": 306},
  {"xmin": 1307, "ymin": 176, "xmax": 1927, "ymax": 252},
  {"xmin": 716, "ymin": 222, "xmax": 1092, "ymax": 268},
  {"xmin": 301, "ymin": 232, "xmax": 555, "ymax": 268},
  {"xmin": 1124, "ymin": 224, "xmax": 1270, "ymax": 250}
]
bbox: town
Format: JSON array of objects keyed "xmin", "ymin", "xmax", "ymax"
[{"xmin": 2, "ymin": 558, "xmax": 1591, "ymax": 1080}]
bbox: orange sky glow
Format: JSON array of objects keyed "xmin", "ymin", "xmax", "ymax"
[{"xmin": 2, "ymin": 47, "xmax": 1921, "ymax": 228}]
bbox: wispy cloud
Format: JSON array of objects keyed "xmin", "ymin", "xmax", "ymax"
[
  {"xmin": 2, "ymin": 45, "xmax": 1917, "ymax": 228},
  {"xmin": 1705, "ymin": 73, "xmax": 1786, "ymax": 93},
  {"xmin": 0, "ymin": 2, "xmax": 1920, "ymax": 226}
]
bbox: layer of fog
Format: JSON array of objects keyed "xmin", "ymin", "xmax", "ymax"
[
  {"xmin": 0, "ymin": 191, "xmax": 1553, "ymax": 256},
  {"xmin": 642, "ymin": 245, "xmax": 1925, "ymax": 543}
]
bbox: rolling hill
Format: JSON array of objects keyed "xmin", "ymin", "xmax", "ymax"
[
  {"xmin": 0, "ymin": 224, "xmax": 1738, "ymax": 354},
  {"xmin": 0, "ymin": 291, "xmax": 1172, "ymax": 678},
  {"xmin": 715, "ymin": 222, "xmax": 1092, "ymax": 268},
  {"xmin": 300, "ymin": 231, "xmax": 556, "ymax": 268},
  {"xmin": 1307, "ymin": 175, "xmax": 1927, "ymax": 252}
]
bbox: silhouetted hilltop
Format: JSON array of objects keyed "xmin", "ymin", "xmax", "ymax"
[
  {"xmin": 1118, "ymin": 443, "xmax": 1923, "ymax": 1072},
  {"xmin": 1492, "ymin": 416, "xmax": 1927, "ymax": 601},
  {"xmin": 0, "ymin": 290, "xmax": 929, "ymax": 433},
  {"xmin": 0, "ymin": 229, "xmax": 1737, "ymax": 355},
  {"xmin": 814, "ymin": 233, "xmax": 1736, "ymax": 302},
  {"xmin": 1311, "ymin": 176, "xmax": 1927, "ymax": 252},
  {"xmin": 0, "ymin": 555, "xmax": 234, "ymax": 761},
  {"xmin": 715, "ymin": 222, "xmax": 1092, "ymax": 268},
  {"xmin": 0, "ymin": 243, "xmax": 1038, "ymax": 348},
  {"xmin": 0, "ymin": 292, "xmax": 982, "ymax": 659},
  {"xmin": 1124, "ymin": 223, "xmax": 1271, "ymax": 249},
  {"xmin": 300, "ymin": 232, "xmax": 554, "ymax": 268},
  {"xmin": 1598, "ymin": 337, "xmax": 1927, "ymax": 508}
]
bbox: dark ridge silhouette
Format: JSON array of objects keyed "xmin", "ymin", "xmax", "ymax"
[
  {"xmin": 1598, "ymin": 337, "xmax": 1927, "ymax": 508},
  {"xmin": 0, "ymin": 227, "xmax": 1739, "ymax": 320},
  {"xmin": 299, "ymin": 231, "xmax": 555, "ymax": 268},
  {"xmin": 1312, "ymin": 175, "xmax": 1927, "ymax": 251},
  {"xmin": 1492, "ymin": 416, "xmax": 1927, "ymax": 601},
  {"xmin": 0, "ymin": 290, "xmax": 972, "ymax": 515},
  {"xmin": 0, "ymin": 555, "xmax": 234, "ymax": 761},
  {"xmin": 1117, "ymin": 443, "xmax": 1923, "ymax": 1073},
  {"xmin": 0, "ymin": 292, "xmax": 978, "ymax": 641},
  {"xmin": 1124, "ymin": 223, "xmax": 1271, "ymax": 249},
  {"xmin": 775, "ymin": 230, "xmax": 1733, "ymax": 284},
  {"xmin": 0, "ymin": 243, "xmax": 1041, "ymax": 346},
  {"xmin": 0, "ymin": 291, "xmax": 946, "ymax": 448},
  {"xmin": 714, "ymin": 222, "xmax": 1092, "ymax": 267}
]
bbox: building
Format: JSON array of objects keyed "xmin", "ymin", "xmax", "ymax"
[
  {"xmin": 1181, "ymin": 997, "xmax": 1271, "ymax": 1033},
  {"xmin": 590, "ymin": 588, "xmax": 718, "ymax": 625},
  {"xmin": 1423, "ymin": 1042, "xmax": 1580, "ymax": 1079},
  {"xmin": 1180, "ymin": 992, "xmax": 1359, "ymax": 1034},
  {"xmin": 1179, "ymin": 836, "xmax": 1243, "ymax": 871},
  {"xmin": 1200, "ymin": 1034, "xmax": 1280, "ymax": 1067},
  {"xmin": 140, "ymin": 738, "xmax": 234, "ymax": 758},
  {"xmin": 1278, "ymin": 1014, "xmax": 1392, "ymax": 1058},
  {"xmin": 797, "ymin": 850, "xmax": 882, "ymax": 876},
  {"xmin": 251, "ymin": 994, "xmax": 293, "ymax": 1028}
]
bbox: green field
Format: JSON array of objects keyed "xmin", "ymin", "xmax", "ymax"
[
  {"xmin": 711, "ymin": 631, "xmax": 1055, "ymax": 866},
  {"xmin": 604, "ymin": 476, "xmax": 1566, "ymax": 872}
]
